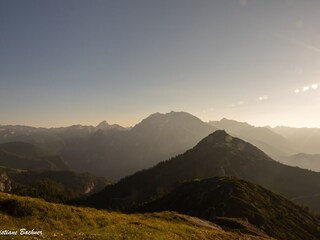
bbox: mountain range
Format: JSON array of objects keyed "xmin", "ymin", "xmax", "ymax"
[
  {"xmin": 2, "ymin": 112, "xmax": 320, "ymax": 180},
  {"xmin": 1, "ymin": 112, "xmax": 320, "ymax": 239},
  {"xmin": 1, "ymin": 112, "xmax": 217, "ymax": 180}
]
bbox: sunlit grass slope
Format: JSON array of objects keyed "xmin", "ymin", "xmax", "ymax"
[{"xmin": 0, "ymin": 192, "xmax": 272, "ymax": 240}]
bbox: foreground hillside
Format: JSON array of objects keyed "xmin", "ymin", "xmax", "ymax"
[
  {"xmin": 0, "ymin": 193, "xmax": 271, "ymax": 240},
  {"xmin": 138, "ymin": 177, "xmax": 320, "ymax": 240}
]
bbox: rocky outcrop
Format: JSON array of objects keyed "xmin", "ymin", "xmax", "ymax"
[{"xmin": 0, "ymin": 173, "xmax": 12, "ymax": 192}]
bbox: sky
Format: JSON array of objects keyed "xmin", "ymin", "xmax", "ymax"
[{"xmin": 1, "ymin": 0, "xmax": 320, "ymax": 128}]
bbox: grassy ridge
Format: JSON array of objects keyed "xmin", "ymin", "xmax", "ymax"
[{"xmin": 0, "ymin": 193, "xmax": 272, "ymax": 240}]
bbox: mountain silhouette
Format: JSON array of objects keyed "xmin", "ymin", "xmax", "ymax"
[
  {"xmin": 96, "ymin": 121, "xmax": 126, "ymax": 131},
  {"xmin": 65, "ymin": 111, "xmax": 217, "ymax": 180},
  {"xmin": 87, "ymin": 130, "xmax": 320, "ymax": 212}
]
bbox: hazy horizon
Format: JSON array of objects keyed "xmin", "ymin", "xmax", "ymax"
[
  {"xmin": 1, "ymin": 0, "xmax": 320, "ymax": 128},
  {"xmin": 0, "ymin": 110, "xmax": 319, "ymax": 129}
]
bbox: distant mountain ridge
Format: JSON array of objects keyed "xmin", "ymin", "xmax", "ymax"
[
  {"xmin": 209, "ymin": 118, "xmax": 320, "ymax": 172},
  {"xmin": 275, "ymin": 153, "xmax": 320, "ymax": 172},
  {"xmin": 273, "ymin": 126, "xmax": 320, "ymax": 154},
  {"xmin": 0, "ymin": 112, "xmax": 217, "ymax": 180},
  {"xmin": 1, "ymin": 112, "xmax": 320, "ymax": 179},
  {"xmin": 209, "ymin": 118, "xmax": 296, "ymax": 157},
  {"xmin": 96, "ymin": 121, "xmax": 127, "ymax": 131}
]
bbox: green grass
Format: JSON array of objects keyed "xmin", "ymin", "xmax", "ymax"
[{"xmin": 0, "ymin": 193, "xmax": 272, "ymax": 240}]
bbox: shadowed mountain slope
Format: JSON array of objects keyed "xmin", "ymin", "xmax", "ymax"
[
  {"xmin": 87, "ymin": 130, "xmax": 320, "ymax": 212},
  {"xmin": 138, "ymin": 177, "xmax": 320, "ymax": 240}
]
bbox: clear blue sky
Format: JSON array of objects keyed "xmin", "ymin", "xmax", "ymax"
[{"xmin": 1, "ymin": 0, "xmax": 320, "ymax": 127}]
